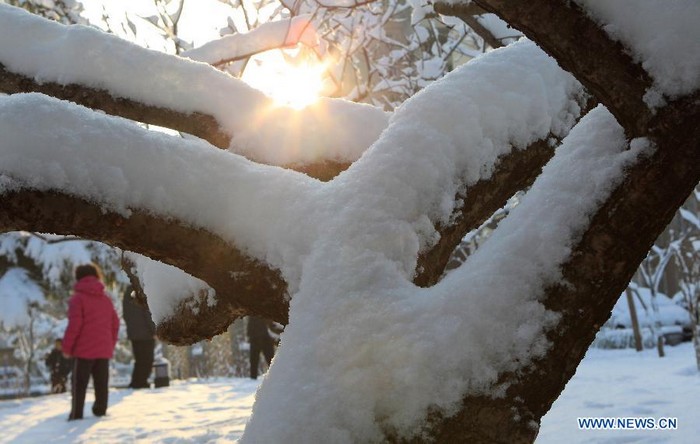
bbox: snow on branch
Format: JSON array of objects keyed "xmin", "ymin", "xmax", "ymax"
[
  {"xmin": 0, "ymin": 63, "xmax": 230, "ymax": 147},
  {"xmin": 436, "ymin": 0, "xmax": 654, "ymax": 137},
  {"xmin": 0, "ymin": 4, "xmax": 389, "ymax": 169},
  {"xmin": 243, "ymin": 105, "xmax": 651, "ymax": 443},
  {"xmin": 0, "ymin": 40, "xmax": 585, "ymax": 344},
  {"xmin": 182, "ymin": 15, "xmax": 325, "ymax": 66},
  {"xmin": 461, "ymin": 96, "xmax": 700, "ymax": 441},
  {"xmin": 433, "ymin": 3, "xmax": 506, "ymax": 49},
  {"xmin": 0, "ymin": 92, "xmax": 311, "ymax": 339}
]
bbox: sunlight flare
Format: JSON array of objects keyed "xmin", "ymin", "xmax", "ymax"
[{"xmin": 243, "ymin": 51, "xmax": 327, "ymax": 110}]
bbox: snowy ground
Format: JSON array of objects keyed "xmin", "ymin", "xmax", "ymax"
[{"xmin": 0, "ymin": 343, "xmax": 697, "ymax": 443}]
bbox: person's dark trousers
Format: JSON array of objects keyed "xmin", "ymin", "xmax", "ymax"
[
  {"xmin": 129, "ymin": 338, "xmax": 155, "ymax": 388},
  {"xmin": 51, "ymin": 373, "xmax": 67, "ymax": 393},
  {"xmin": 69, "ymin": 358, "xmax": 110, "ymax": 420},
  {"xmin": 249, "ymin": 338, "xmax": 275, "ymax": 379}
]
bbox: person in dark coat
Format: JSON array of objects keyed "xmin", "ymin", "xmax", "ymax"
[
  {"xmin": 63, "ymin": 264, "xmax": 119, "ymax": 420},
  {"xmin": 247, "ymin": 316, "xmax": 276, "ymax": 379},
  {"xmin": 45, "ymin": 338, "xmax": 72, "ymax": 393},
  {"xmin": 122, "ymin": 286, "xmax": 156, "ymax": 389}
]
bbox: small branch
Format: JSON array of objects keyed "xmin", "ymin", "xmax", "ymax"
[
  {"xmin": 414, "ymin": 139, "xmax": 548, "ymax": 285},
  {"xmin": 434, "ymin": 3, "xmax": 503, "ymax": 49},
  {"xmin": 461, "ymin": 14, "xmax": 504, "ymax": 49},
  {"xmin": 27, "ymin": 232, "xmax": 82, "ymax": 244}
]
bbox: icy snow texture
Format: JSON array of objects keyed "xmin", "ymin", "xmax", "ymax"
[
  {"xmin": 0, "ymin": 93, "xmax": 319, "ymax": 289},
  {"xmin": 577, "ymin": 0, "xmax": 700, "ymax": 100},
  {"xmin": 0, "ymin": 38, "xmax": 595, "ymax": 438},
  {"xmin": 0, "ymin": 4, "xmax": 388, "ymax": 166},
  {"xmin": 242, "ymin": 105, "xmax": 647, "ymax": 442},
  {"xmin": 126, "ymin": 253, "xmax": 214, "ymax": 323},
  {"xmin": 0, "ymin": 14, "xmax": 643, "ymax": 436}
]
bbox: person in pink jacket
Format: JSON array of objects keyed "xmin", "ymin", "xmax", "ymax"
[{"xmin": 62, "ymin": 264, "xmax": 119, "ymax": 420}]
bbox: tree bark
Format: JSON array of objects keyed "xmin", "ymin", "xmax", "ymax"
[
  {"xmin": 0, "ymin": 189, "xmax": 289, "ymax": 343},
  {"xmin": 426, "ymin": 0, "xmax": 699, "ymax": 439},
  {"xmin": 626, "ymin": 288, "xmax": 643, "ymax": 351},
  {"xmin": 0, "ymin": 64, "xmax": 349, "ymax": 180},
  {"xmin": 414, "ymin": 139, "xmax": 552, "ymax": 286},
  {"xmin": 417, "ymin": 92, "xmax": 700, "ymax": 443},
  {"xmin": 437, "ymin": 0, "xmax": 654, "ymax": 138},
  {"xmin": 0, "ymin": 64, "xmax": 231, "ymax": 149}
]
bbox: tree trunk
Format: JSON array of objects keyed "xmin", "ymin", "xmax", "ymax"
[
  {"xmin": 420, "ymin": 103, "xmax": 698, "ymax": 441},
  {"xmin": 626, "ymin": 289, "xmax": 643, "ymax": 352}
]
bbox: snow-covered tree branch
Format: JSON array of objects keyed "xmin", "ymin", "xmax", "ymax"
[{"xmin": 1, "ymin": 0, "xmax": 698, "ymax": 441}]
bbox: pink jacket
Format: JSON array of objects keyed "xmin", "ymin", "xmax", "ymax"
[{"xmin": 63, "ymin": 276, "xmax": 119, "ymax": 359}]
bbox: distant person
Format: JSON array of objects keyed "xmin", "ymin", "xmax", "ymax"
[
  {"xmin": 62, "ymin": 264, "xmax": 119, "ymax": 421},
  {"xmin": 247, "ymin": 316, "xmax": 275, "ymax": 380},
  {"xmin": 122, "ymin": 286, "xmax": 156, "ymax": 389},
  {"xmin": 45, "ymin": 338, "xmax": 72, "ymax": 393}
]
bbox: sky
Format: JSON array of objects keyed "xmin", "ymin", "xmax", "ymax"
[{"xmin": 0, "ymin": 343, "xmax": 698, "ymax": 443}]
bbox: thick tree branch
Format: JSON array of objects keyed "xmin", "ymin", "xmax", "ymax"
[
  {"xmin": 414, "ymin": 96, "xmax": 595, "ymax": 287},
  {"xmin": 0, "ymin": 189, "xmax": 290, "ymax": 344},
  {"xmin": 417, "ymin": 94, "xmax": 700, "ymax": 443},
  {"xmin": 436, "ymin": 0, "xmax": 654, "ymax": 137},
  {"xmin": 414, "ymin": 139, "xmax": 549, "ymax": 286},
  {"xmin": 0, "ymin": 64, "xmax": 231, "ymax": 149},
  {"xmin": 0, "ymin": 64, "xmax": 350, "ymax": 180}
]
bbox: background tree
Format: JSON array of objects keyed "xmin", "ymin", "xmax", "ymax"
[{"xmin": 671, "ymin": 201, "xmax": 700, "ymax": 369}]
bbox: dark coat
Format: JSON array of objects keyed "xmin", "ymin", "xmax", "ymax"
[
  {"xmin": 247, "ymin": 316, "xmax": 272, "ymax": 342},
  {"xmin": 122, "ymin": 287, "xmax": 156, "ymax": 341},
  {"xmin": 45, "ymin": 348, "xmax": 72, "ymax": 377}
]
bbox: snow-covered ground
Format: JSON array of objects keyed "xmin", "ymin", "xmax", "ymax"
[
  {"xmin": 538, "ymin": 343, "xmax": 699, "ymax": 444},
  {"xmin": 0, "ymin": 343, "xmax": 697, "ymax": 443}
]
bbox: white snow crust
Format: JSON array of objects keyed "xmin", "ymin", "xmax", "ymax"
[
  {"xmin": 0, "ymin": 3, "xmax": 388, "ymax": 166},
  {"xmin": 576, "ymin": 0, "xmax": 700, "ymax": 101},
  {"xmin": 182, "ymin": 15, "xmax": 324, "ymax": 65},
  {"xmin": 0, "ymin": 38, "xmax": 607, "ymax": 439},
  {"xmin": 126, "ymin": 253, "xmax": 215, "ymax": 324},
  {"xmin": 242, "ymin": 104, "xmax": 648, "ymax": 442},
  {"xmin": 0, "ymin": 1, "xmax": 670, "ymax": 437}
]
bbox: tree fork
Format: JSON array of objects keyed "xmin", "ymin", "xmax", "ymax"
[
  {"xmin": 414, "ymin": 94, "xmax": 700, "ymax": 442},
  {"xmin": 0, "ymin": 119, "xmax": 589, "ymax": 344},
  {"xmin": 414, "ymin": 96, "xmax": 594, "ymax": 287}
]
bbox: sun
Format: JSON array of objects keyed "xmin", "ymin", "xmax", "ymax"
[{"xmin": 242, "ymin": 51, "xmax": 327, "ymax": 110}]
